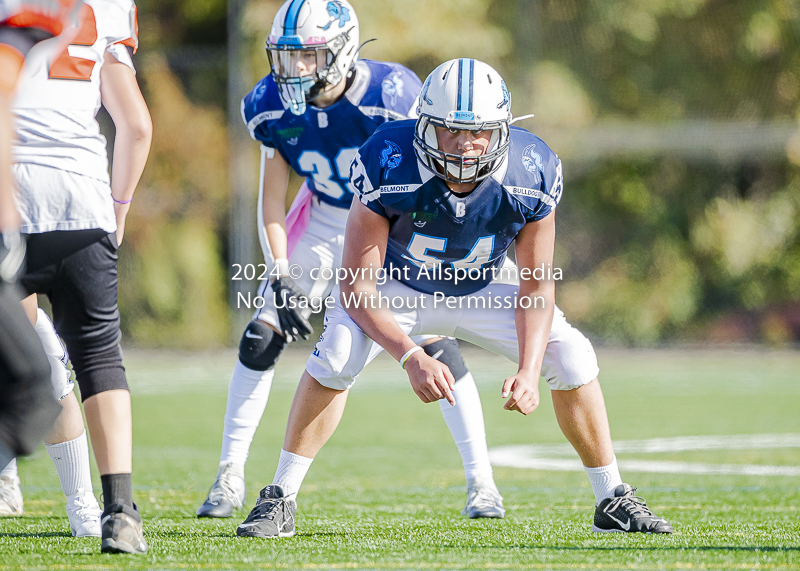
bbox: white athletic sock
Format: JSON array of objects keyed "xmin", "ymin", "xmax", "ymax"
[
  {"xmin": 438, "ymin": 372, "xmax": 493, "ymax": 482},
  {"xmin": 584, "ymin": 456, "xmax": 623, "ymax": 505},
  {"xmin": 273, "ymin": 449, "xmax": 314, "ymax": 501},
  {"xmin": 45, "ymin": 432, "xmax": 94, "ymax": 497},
  {"xmin": 1, "ymin": 458, "xmax": 18, "ymax": 478},
  {"xmin": 220, "ymin": 360, "xmax": 275, "ymax": 466},
  {"xmin": 33, "ymin": 309, "xmax": 71, "ymax": 401}
]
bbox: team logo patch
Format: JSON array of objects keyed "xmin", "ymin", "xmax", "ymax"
[
  {"xmin": 255, "ymin": 83, "xmax": 267, "ymax": 99},
  {"xmin": 498, "ymin": 79, "xmax": 511, "ymax": 110},
  {"xmin": 321, "ymin": 1, "xmax": 351, "ymax": 30},
  {"xmin": 277, "ymin": 126, "xmax": 303, "ymax": 140},
  {"xmin": 380, "ymin": 140, "xmax": 403, "ymax": 173},
  {"xmin": 412, "ymin": 211, "xmax": 437, "ymax": 227},
  {"xmin": 522, "ymin": 144, "xmax": 543, "ymax": 184},
  {"xmin": 381, "ymin": 73, "xmax": 405, "ymax": 107}
]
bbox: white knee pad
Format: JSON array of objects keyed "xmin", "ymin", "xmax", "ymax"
[{"xmin": 33, "ymin": 309, "xmax": 74, "ymax": 401}]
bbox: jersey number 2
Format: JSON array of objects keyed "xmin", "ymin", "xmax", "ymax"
[{"xmin": 49, "ymin": 4, "xmax": 97, "ymax": 81}]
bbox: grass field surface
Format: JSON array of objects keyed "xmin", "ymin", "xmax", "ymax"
[{"xmin": 1, "ymin": 345, "xmax": 799, "ymax": 569}]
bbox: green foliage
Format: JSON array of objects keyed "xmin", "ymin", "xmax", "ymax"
[
  {"xmin": 122, "ymin": 0, "xmax": 800, "ymax": 346},
  {"xmin": 119, "ymin": 56, "xmax": 230, "ymax": 348}
]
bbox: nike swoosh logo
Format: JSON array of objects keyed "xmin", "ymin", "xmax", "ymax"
[
  {"xmin": 245, "ymin": 331, "xmax": 263, "ymax": 339},
  {"xmin": 608, "ymin": 513, "xmax": 630, "ymax": 530}
]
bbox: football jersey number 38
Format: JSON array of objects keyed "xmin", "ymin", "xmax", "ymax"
[
  {"xmin": 297, "ymin": 148, "xmax": 359, "ymax": 200},
  {"xmin": 49, "ymin": 4, "xmax": 97, "ymax": 81}
]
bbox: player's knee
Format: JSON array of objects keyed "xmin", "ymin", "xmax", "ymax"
[
  {"xmin": 238, "ymin": 320, "xmax": 286, "ymax": 371},
  {"xmin": 423, "ymin": 338, "xmax": 468, "ymax": 381}
]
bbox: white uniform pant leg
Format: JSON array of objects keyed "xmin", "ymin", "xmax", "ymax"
[
  {"xmin": 221, "ymin": 199, "xmax": 349, "ymax": 465},
  {"xmin": 304, "ymin": 281, "xmax": 447, "ymax": 390},
  {"xmin": 451, "ymin": 283, "xmax": 599, "ymax": 390}
]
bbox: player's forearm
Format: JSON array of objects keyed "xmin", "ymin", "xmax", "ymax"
[
  {"xmin": 341, "ymin": 282, "xmax": 416, "ymax": 361},
  {"xmin": 515, "ymin": 280, "xmax": 555, "ymax": 376},
  {"xmin": 264, "ymin": 221, "xmax": 288, "ymax": 263},
  {"xmin": 262, "ymin": 188, "xmax": 288, "ymax": 261},
  {"xmin": 261, "ymin": 178, "xmax": 289, "ymax": 261},
  {"xmin": 110, "ymin": 122, "xmax": 152, "ymax": 204}
]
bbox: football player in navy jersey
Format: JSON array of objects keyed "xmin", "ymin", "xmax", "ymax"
[
  {"xmin": 236, "ymin": 59, "xmax": 674, "ymax": 538},
  {"xmin": 198, "ymin": 0, "xmax": 504, "ymax": 521}
]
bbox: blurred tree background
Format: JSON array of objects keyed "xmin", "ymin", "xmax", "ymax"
[{"xmin": 117, "ymin": 0, "xmax": 800, "ymax": 347}]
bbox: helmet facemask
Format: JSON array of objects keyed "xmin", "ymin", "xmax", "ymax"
[
  {"xmin": 266, "ymin": 30, "xmax": 353, "ymax": 115},
  {"xmin": 414, "ymin": 114, "xmax": 510, "ymax": 184}
]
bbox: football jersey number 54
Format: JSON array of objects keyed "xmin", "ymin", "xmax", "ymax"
[{"xmin": 405, "ymin": 233, "xmax": 494, "ymax": 271}]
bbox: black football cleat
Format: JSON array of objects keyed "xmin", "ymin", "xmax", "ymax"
[
  {"xmin": 592, "ymin": 484, "xmax": 673, "ymax": 534},
  {"xmin": 236, "ymin": 485, "xmax": 296, "ymax": 538}
]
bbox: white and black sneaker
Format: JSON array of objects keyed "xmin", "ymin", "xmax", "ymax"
[
  {"xmin": 236, "ymin": 485, "xmax": 296, "ymax": 538},
  {"xmin": 462, "ymin": 476, "xmax": 505, "ymax": 519},
  {"xmin": 592, "ymin": 484, "xmax": 673, "ymax": 534},
  {"xmin": 196, "ymin": 462, "xmax": 246, "ymax": 518}
]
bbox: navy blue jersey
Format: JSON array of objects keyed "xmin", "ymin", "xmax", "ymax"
[
  {"xmin": 349, "ymin": 122, "xmax": 563, "ymax": 296},
  {"xmin": 241, "ymin": 59, "xmax": 422, "ymax": 209}
]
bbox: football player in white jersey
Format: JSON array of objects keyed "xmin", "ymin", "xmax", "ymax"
[
  {"xmin": 10, "ymin": 0, "xmax": 152, "ymax": 555},
  {"xmin": 0, "ymin": 0, "xmax": 81, "ymax": 515},
  {"xmin": 197, "ymin": 0, "xmax": 504, "ymax": 522}
]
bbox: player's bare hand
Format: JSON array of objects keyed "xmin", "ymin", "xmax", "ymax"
[
  {"xmin": 114, "ymin": 202, "xmax": 128, "ymax": 246},
  {"xmin": 501, "ymin": 371, "xmax": 539, "ymax": 415},
  {"xmin": 404, "ymin": 351, "xmax": 456, "ymax": 406}
]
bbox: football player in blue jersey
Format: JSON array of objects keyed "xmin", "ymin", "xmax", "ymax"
[
  {"xmin": 197, "ymin": 0, "xmax": 504, "ymax": 521},
  {"xmin": 236, "ymin": 58, "xmax": 674, "ymax": 538}
]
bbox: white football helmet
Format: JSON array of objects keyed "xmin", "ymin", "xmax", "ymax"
[
  {"xmin": 414, "ymin": 59, "xmax": 512, "ymax": 183},
  {"xmin": 266, "ymin": 0, "xmax": 359, "ymax": 115}
]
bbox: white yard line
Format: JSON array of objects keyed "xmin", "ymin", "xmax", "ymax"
[{"xmin": 489, "ymin": 434, "xmax": 800, "ymax": 476}]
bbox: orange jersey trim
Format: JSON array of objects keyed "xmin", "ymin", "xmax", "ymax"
[
  {"xmin": 2, "ymin": 0, "xmax": 81, "ymax": 37},
  {"xmin": 4, "ymin": 12, "xmax": 64, "ymax": 36}
]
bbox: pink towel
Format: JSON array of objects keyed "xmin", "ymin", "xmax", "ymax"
[{"xmin": 285, "ymin": 181, "xmax": 313, "ymax": 257}]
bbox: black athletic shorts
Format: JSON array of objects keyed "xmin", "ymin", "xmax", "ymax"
[{"xmin": 19, "ymin": 229, "xmax": 128, "ymax": 401}]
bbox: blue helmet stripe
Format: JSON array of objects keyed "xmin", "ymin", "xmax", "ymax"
[
  {"xmin": 458, "ymin": 59, "xmax": 470, "ymax": 111},
  {"xmin": 284, "ymin": 0, "xmax": 306, "ymax": 35},
  {"xmin": 467, "ymin": 59, "xmax": 474, "ymax": 111}
]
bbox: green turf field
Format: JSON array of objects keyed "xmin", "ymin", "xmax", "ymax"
[{"xmin": 1, "ymin": 346, "xmax": 799, "ymax": 570}]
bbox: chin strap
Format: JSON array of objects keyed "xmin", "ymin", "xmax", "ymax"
[
  {"xmin": 353, "ymin": 38, "xmax": 377, "ymax": 60},
  {"xmin": 510, "ymin": 113, "xmax": 535, "ymax": 124}
]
